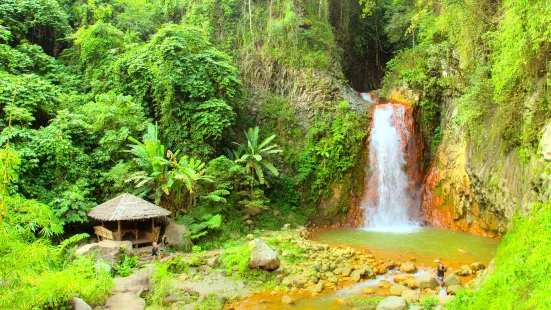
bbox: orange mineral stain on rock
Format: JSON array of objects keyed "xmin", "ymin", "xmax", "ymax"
[{"xmin": 420, "ymin": 130, "xmax": 502, "ymax": 239}]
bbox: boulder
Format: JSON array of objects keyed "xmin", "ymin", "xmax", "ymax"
[
  {"xmin": 400, "ymin": 262, "xmax": 418, "ymax": 274},
  {"xmin": 104, "ymin": 293, "xmax": 145, "ymax": 310},
  {"xmin": 342, "ymin": 265, "xmax": 353, "ymax": 277},
  {"xmin": 282, "ymin": 295, "xmax": 294, "ymax": 304},
  {"xmin": 350, "ymin": 270, "xmax": 362, "ymax": 282},
  {"xmin": 165, "ymin": 220, "xmax": 191, "ymax": 250},
  {"xmin": 389, "ymin": 285, "xmax": 407, "ymax": 296},
  {"xmin": 249, "ymin": 239, "xmax": 280, "ymax": 270},
  {"xmin": 114, "ymin": 266, "xmax": 155, "ymax": 295},
  {"xmin": 71, "ymin": 297, "xmax": 92, "ymax": 310},
  {"xmin": 76, "ymin": 240, "xmax": 133, "ymax": 265},
  {"xmin": 378, "ymin": 280, "xmax": 393, "ymax": 288},
  {"xmin": 470, "ymin": 262, "xmax": 486, "ymax": 271},
  {"xmin": 444, "ymin": 273, "xmax": 461, "ymax": 286},
  {"xmin": 415, "ymin": 273, "xmax": 438, "ymax": 289},
  {"xmin": 376, "ymin": 296, "xmax": 408, "ymax": 310},
  {"xmin": 207, "ymin": 256, "xmax": 219, "ymax": 268},
  {"xmin": 282, "ymin": 224, "xmax": 291, "ymax": 231},
  {"xmin": 311, "ymin": 281, "xmax": 324, "ymax": 294},
  {"xmin": 401, "ymin": 289, "xmax": 419, "ymax": 304}
]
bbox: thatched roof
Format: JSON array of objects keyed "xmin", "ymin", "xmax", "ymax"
[{"xmin": 88, "ymin": 193, "xmax": 171, "ymax": 221}]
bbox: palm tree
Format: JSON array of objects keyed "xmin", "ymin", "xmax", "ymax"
[{"xmin": 234, "ymin": 126, "xmax": 282, "ymax": 192}]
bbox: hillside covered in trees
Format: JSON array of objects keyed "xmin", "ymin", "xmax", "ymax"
[{"xmin": 1, "ymin": 0, "xmax": 550, "ymax": 309}]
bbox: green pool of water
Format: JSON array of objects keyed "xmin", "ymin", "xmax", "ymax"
[{"xmin": 312, "ymin": 228, "xmax": 500, "ymax": 265}]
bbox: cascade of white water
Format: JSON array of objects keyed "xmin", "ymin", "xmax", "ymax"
[{"xmin": 361, "ymin": 103, "xmax": 420, "ymax": 232}]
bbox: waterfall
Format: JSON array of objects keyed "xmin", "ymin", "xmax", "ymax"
[{"xmin": 361, "ymin": 100, "xmax": 422, "ymax": 233}]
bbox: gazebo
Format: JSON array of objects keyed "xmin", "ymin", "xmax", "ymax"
[{"xmin": 88, "ymin": 193, "xmax": 171, "ymax": 247}]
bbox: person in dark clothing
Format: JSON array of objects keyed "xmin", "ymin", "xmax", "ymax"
[
  {"xmin": 160, "ymin": 234, "xmax": 169, "ymax": 257},
  {"xmin": 151, "ymin": 241, "xmax": 159, "ymax": 262},
  {"xmin": 434, "ymin": 259, "xmax": 447, "ymax": 287}
]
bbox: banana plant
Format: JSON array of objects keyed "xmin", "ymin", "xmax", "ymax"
[{"xmin": 234, "ymin": 126, "xmax": 282, "ymax": 192}]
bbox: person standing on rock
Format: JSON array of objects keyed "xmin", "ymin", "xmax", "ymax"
[
  {"xmin": 152, "ymin": 241, "xmax": 159, "ymax": 262},
  {"xmin": 434, "ymin": 259, "xmax": 447, "ymax": 287}
]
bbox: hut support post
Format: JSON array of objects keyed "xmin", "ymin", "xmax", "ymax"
[
  {"xmin": 151, "ymin": 218, "xmax": 154, "ymax": 235},
  {"xmin": 118, "ymin": 220, "xmax": 121, "ymax": 241}
]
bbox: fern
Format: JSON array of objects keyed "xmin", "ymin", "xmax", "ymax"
[
  {"xmin": 176, "ymin": 213, "xmax": 222, "ymax": 241},
  {"xmin": 55, "ymin": 233, "xmax": 90, "ymax": 257}
]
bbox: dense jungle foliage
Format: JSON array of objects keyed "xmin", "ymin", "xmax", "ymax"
[
  {"xmin": 0, "ymin": 0, "xmax": 367, "ymax": 307},
  {"xmin": 2, "ymin": 0, "xmax": 551, "ymax": 308}
]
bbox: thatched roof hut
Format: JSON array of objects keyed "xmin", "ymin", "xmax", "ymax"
[
  {"xmin": 88, "ymin": 193, "xmax": 171, "ymax": 245},
  {"xmin": 88, "ymin": 193, "xmax": 170, "ymax": 221}
]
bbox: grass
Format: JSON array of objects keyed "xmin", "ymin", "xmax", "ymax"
[{"xmin": 448, "ymin": 201, "xmax": 551, "ymax": 310}]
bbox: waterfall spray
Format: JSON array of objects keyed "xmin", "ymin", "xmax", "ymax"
[{"xmin": 361, "ymin": 103, "xmax": 422, "ymax": 232}]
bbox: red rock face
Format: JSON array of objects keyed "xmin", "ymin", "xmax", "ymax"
[{"xmin": 421, "ymin": 158, "xmax": 501, "ymax": 239}]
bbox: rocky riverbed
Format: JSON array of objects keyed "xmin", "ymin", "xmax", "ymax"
[{"xmin": 73, "ymin": 226, "xmax": 489, "ymax": 310}]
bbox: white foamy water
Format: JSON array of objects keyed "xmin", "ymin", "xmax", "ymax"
[
  {"xmin": 362, "ymin": 104, "xmax": 420, "ymax": 233},
  {"xmin": 360, "ymin": 92, "xmax": 375, "ymax": 102}
]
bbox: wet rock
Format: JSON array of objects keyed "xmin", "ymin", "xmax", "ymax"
[
  {"xmin": 389, "ymin": 284, "xmax": 407, "ymax": 296},
  {"xmin": 249, "ymin": 239, "xmax": 280, "ymax": 270},
  {"xmin": 350, "ymin": 270, "xmax": 362, "ymax": 282},
  {"xmin": 377, "ymin": 265, "xmax": 388, "ymax": 274},
  {"xmin": 282, "ymin": 295, "xmax": 294, "ymax": 304},
  {"xmin": 415, "ymin": 273, "xmax": 438, "ymax": 289},
  {"xmin": 334, "ymin": 267, "xmax": 343, "ymax": 275},
  {"xmin": 456, "ymin": 265, "xmax": 473, "ymax": 276},
  {"xmin": 328, "ymin": 276, "xmax": 339, "ymax": 285},
  {"xmin": 342, "ymin": 265, "xmax": 352, "ymax": 277},
  {"xmin": 404, "ymin": 278, "xmax": 416, "ymax": 289},
  {"xmin": 282, "ymin": 277, "xmax": 293, "ymax": 287},
  {"xmin": 71, "ymin": 297, "xmax": 92, "ymax": 310},
  {"xmin": 444, "ymin": 273, "xmax": 461, "ymax": 286},
  {"xmin": 378, "ymin": 280, "xmax": 393, "ymax": 288},
  {"xmin": 401, "ymin": 289, "xmax": 419, "ymax": 304},
  {"xmin": 104, "ymin": 293, "xmax": 145, "ymax": 310},
  {"xmin": 376, "ymin": 296, "xmax": 407, "ymax": 310},
  {"xmin": 470, "ymin": 262, "xmax": 486, "ymax": 271},
  {"xmin": 362, "ymin": 288, "xmax": 376, "ymax": 294},
  {"xmin": 386, "ymin": 260, "xmax": 396, "ymax": 270},
  {"xmin": 393, "ymin": 275, "xmax": 411, "ymax": 284},
  {"xmin": 293, "ymin": 277, "xmax": 306, "ymax": 288},
  {"xmin": 274, "ymin": 275, "xmax": 283, "ymax": 284},
  {"xmin": 400, "ymin": 262, "xmax": 418, "ymax": 274},
  {"xmin": 311, "ymin": 281, "xmax": 324, "ymax": 294}
]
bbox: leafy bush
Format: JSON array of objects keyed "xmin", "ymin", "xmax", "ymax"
[
  {"xmin": 144, "ymin": 262, "xmax": 175, "ymax": 305},
  {"xmin": 113, "ymin": 251, "xmax": 139, "ymax": 277},
  {"xmin": 448, "ymin": 202, "xmax": 551, "ymax": 309},
  {"xmin": 420, "ymin": 296, "xmax": 439, "ymax": 310}
]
